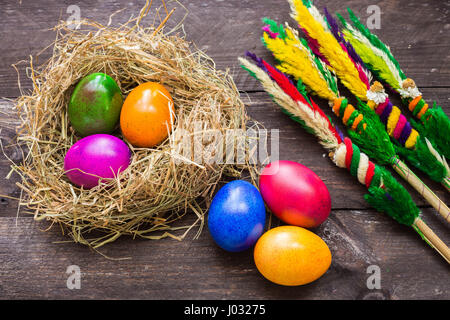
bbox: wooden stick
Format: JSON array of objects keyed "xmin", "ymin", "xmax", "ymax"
[
  {"xmin": 443, "ymin": 176, "xmax": 450, "ymax": 194},
  {"xmin": 391, "ymin": 157, "xmax": 450, "ymax": 224},
  {"xmin": 413, "ymin": 218, "xmax": 450, "ymax": 264},
  {"xmin": 444, "ymin": 184, "xmax": 450, "ymax": 194}
]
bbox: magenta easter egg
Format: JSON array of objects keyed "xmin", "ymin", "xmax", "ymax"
[
  {"xmin": 259, "ymin": 160, "xmax": 331, "ymax": 228},
  {"xmin": 64, "ymin": 134, "xmax": 131, "ymax": 189}
]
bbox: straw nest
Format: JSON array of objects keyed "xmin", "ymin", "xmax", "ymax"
[{"xmin": 11, "ymin": 9, "xmax": 258, "ymax": 249}]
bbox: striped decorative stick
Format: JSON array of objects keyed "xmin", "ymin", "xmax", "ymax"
[
  {"xmin": 322, "ymin": 7, "xmax": 450, "ymax": 194},
  {"xmin": 239, "ymin": 54, "xmax": 450, "ymax": 263},
  {"xmin": 288, "ymin": 0, "xmax": 450, "ymax": 193},
  {"xmin": 261, "ymin": 19, "xmax": 450, "ymax": 222},
  {"xmin": 336, "ymin": 8, "xmax": 450, "ymax": 162}
]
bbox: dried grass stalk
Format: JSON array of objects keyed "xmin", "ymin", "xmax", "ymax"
[{"xmin": 10, "ymin": 10, "xmax": 258, "ymax": 248}]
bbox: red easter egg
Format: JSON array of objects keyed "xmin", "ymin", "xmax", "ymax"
[{"xmin": 259, "ymin": 160, "xmax": 331, "ymax": 228}]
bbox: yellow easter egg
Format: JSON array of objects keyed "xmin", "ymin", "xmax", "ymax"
[{"xmin": 254, "ymin": 225, "xmax": 331, "ymax": 286}]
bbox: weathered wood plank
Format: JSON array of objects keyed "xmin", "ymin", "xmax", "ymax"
[
  {"xmin": 2, "ymin": 89, "xmax": 449, "ymax": 218},
  {"xmin": 0, "ymin": 0, "xmax": 449, "ymax": 301},
  {"xmin": 0, "ymin": 0, "xmax": 449, "ymax": 97},
  {"xmin": 0, "ymin": 206, "xmax": 448, "ymax": 300},
  {"xmin": 0, "ymin": 98, "xmax": 23, "ymax": 216}
]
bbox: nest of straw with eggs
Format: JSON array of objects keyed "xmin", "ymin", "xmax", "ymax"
[{"xmin": 9, "ymin": 6, "xmax": 258, "ymax": 249}]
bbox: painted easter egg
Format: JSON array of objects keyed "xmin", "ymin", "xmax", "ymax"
[
  {"xmin": 254, "ymin": 226, "xmax": 332, "ymax": 286},
  {"xmin": 120, "ymin": 82, "xmax": 174, "ymax": 148},
  {"xmin": 259, "ymin": 160, "xmax": 331, "ymax": 228},
  {"xmin": 208, "ymin": 180, "xmax": 266, "ymax": 252},
  {"xmin": 64, "ymin": 134, "xmax": 131, "ymax": 189},
  {"xmin": 68, "ymin": 73, "xmax": 123, "ymax": 136}
]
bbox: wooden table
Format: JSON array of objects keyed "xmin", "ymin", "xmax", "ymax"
[{"xmin": 0, "ymin": 0, "xmax": 449, "ymax": 300}]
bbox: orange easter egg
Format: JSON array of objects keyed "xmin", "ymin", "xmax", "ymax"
[
  {"xmin": 120, "ymin": 82, "xmax": 174, "ymax": 147},
  {"xmin": 254, "ymin": 226, "xmax": 331, "ymax": 286}
]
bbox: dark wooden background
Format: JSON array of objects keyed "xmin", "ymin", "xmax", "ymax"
[{"xmin": 0, "ymin": 0, "xmax": 449, "ymax": 300}]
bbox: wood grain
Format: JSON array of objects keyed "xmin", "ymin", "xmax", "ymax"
[
  {"xmin": 0, "ymin": 0, "xmax": 449, "ymax": 97},
  {"xmin": 0, "ymin": 0, "xmax": 449, "ymax": 300},
  {"xmin": 2, "ymin": 90, "xmax": 449, "ymax": 217},
  {"xmin": 0, "ymin": 207, "xmax": 448, "ymax": 300}
]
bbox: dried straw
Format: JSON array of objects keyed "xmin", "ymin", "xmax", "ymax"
[{"xmin": 9, "ymin": 6, "xmax": 257, "ymax": 249}]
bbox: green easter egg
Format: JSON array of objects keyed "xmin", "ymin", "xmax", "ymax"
[{"xmin": 68, "ymin": 73, "xmax": 123, "ymax": 136}]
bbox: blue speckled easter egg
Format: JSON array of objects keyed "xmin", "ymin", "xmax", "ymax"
[{"xmin": 208, "ymin": 180, "xmax": 266, "ymax": 252}]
